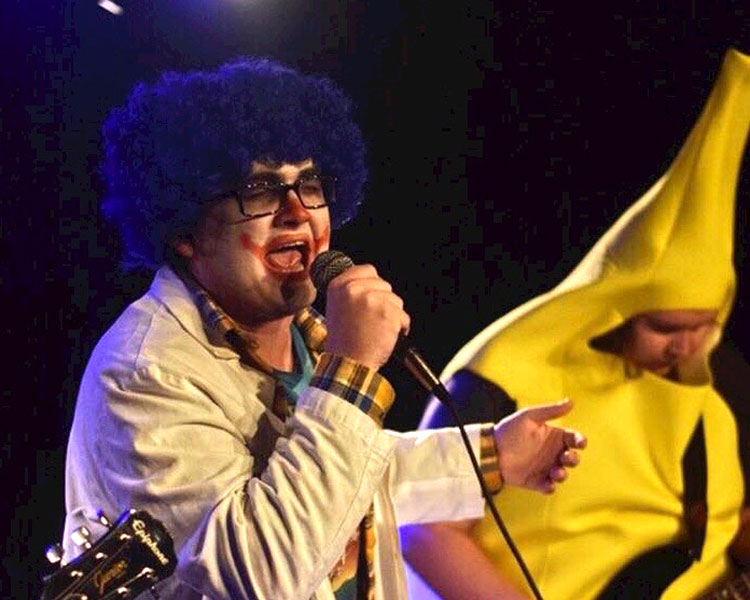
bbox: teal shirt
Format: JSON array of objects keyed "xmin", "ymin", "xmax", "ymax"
[{"xmin": 273, "ymin": 325, "xmax": 316, "ymax": 406}]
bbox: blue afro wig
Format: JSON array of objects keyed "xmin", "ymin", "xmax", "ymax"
[{"xmin": 101, "ymin": 57, "xmax": 367, "ymax": 269}]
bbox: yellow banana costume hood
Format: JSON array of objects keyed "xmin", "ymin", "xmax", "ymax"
[{"xmin": 443, "ymin": 49, "xmax": 750, "ymax": 599}]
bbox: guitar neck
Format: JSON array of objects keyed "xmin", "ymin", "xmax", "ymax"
[{"xmin": 41, "ymin": 509, "xmax": 176, "ymax": 600}]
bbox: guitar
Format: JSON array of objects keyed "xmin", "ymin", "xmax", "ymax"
[
  {"xmin": 41, "ymin": 509, "xmax": 176, "ymax": 600},
  {"xmin": 597, "ymin": 542, "xmax": 750, "ymax": 600}
]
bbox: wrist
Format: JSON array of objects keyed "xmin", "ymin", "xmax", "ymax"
[
  {"xmin": 479, "ymin": 424, "xmax": 504, "ymax": 494},
  {"xmin": 310, "ymin": 352, "xmax": 395, "ymax": 425}
]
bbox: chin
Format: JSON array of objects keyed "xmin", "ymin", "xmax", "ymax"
[
  {"xmin": 280, "ymin": 277, "xmax": 316, "ymax": 313},
  {"xmin": 647, "ymin": 364, "xmax": 675, "ymax": 377}
]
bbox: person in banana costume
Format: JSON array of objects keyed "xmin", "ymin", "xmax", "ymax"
[{"xmin": 403, "ymin": 48, "xmax": 750, "ymax": 600}]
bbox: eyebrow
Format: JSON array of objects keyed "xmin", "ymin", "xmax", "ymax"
[
  {"xmin": 247, "ymin": 167, "xmax": 321, "ymax": 184},
  {"xmin": 645, "ymin": 316, "xmax": 716, "ymax": 330}
]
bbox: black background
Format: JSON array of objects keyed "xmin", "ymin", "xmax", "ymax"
[{"xmin": 3, "ymin": 1, "xmax": 750, "ymax": 597}]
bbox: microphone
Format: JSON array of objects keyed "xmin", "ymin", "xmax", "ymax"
[{"xmin": 310, "ymin": 250, "xmax": 443, "ymax": 394}]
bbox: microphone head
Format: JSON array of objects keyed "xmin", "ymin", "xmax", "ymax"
[{"xmin": 310, "ymin": 250, "xmax": 354, "ymax": 291}]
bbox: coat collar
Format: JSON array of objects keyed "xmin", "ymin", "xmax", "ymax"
[{"xmin": 149, "ymin": 266, "xmax": 239, "ymax": 359}]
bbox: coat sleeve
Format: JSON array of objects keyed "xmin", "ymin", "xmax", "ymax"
[{"xmin": 383, "ymin": 425, "xmax": 487, "ymax": 525}]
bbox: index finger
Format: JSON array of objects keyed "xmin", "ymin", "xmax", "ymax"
[
  {"xmin": 524, "ymin": 398, "xmax": 574, "ymax": 422},
  {"xmin": 563, "ymin": 429, "xmax": 587, "ymax": 450}
]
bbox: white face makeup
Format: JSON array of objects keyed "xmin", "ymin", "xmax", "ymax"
[{"xmin": 180, "ymin": 159, "xmax": 332, "ymax": 326}]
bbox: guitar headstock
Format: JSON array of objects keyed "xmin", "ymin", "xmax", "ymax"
[{"xmin": 41, "ymin": 509, "xmax": 176, "ymax": 600}]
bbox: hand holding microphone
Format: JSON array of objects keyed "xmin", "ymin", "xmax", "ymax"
[
  {"xmin": 311, "ymin": 250, "xmax": 442, "ymax": 391},
  {"xmin": 311, "ymin": 251, "xmax": 411, "ymax": 371}
]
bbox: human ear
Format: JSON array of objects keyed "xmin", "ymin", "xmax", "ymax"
[{"xmin": 171, "ymin": 235, "xmax": 195, "ymax": 259}]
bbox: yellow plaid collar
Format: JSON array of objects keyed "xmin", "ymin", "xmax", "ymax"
[{"xmin": 176, "ymin": 266, "xmax": 326, "ymax": 374}]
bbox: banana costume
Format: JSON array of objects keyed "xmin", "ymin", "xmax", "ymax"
[{"xmin": 440, "ymin": 49, "xmax": 750, "ymax": 599}]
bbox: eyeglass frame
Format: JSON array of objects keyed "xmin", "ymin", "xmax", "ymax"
[{"xmin": 216, "ymin": 173, "xmax": 338, "ymax": 222}]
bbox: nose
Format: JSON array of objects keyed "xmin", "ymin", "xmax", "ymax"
[
  {"xmin": 276, "ymin": 189, "xmax": 311, "ymax": 226},
  {"xmin": 667, "ymin": 332, "xmax": 693, "ymax": 359}
]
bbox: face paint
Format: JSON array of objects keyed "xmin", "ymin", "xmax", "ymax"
[
  {"xmin": 314, "ymin": 226, "xmax": 331, "ymax": 255},
  {"xmin": 186, "ymin": 159, "xmax": 331, "ymax": 325}
]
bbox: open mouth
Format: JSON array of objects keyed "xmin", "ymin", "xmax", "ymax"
[
  {"xmin": 649, "ymin": 360, "xmax": 675, "ymax": 374},
  {"xmin": 265, "ymin": 239, "xmax": 311, "ymax": 273}
]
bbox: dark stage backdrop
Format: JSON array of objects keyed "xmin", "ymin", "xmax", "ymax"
[{"xmin": 3, "ymin": 1, "xmax": 749, "ymax": 596}]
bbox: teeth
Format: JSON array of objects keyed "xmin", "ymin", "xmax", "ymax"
[{"xmin": 273, "ymin": 241, "xmax": 306, "ymax": 252}]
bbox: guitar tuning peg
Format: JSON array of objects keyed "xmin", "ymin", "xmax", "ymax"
[
  {"xmin": 97, "ymin": 510, "xmax": 113, "ymax": 529},
  {"xmin": 71, "ymin": 526, "xmax": 92, "ymax": 550},
  {"xmin": 136, "ymin": 567, "xmax": 161, "ymax": 599},
  {"xmin": 45, "ymin": 542, "xmax": 64, "ymax": 564}
]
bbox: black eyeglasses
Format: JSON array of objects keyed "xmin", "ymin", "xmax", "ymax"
[{"xmin": 223, "ymin": 174, "xmax": 337, "ymax": 220}]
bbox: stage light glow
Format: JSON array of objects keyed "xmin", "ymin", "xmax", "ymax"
[{"xmin": 97, "ymin": 0, "xmax": 123, "ymax": 16}]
